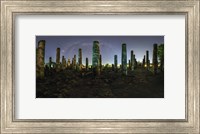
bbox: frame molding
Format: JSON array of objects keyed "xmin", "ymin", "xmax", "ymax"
[{"xmin": 1, "ymin": 0, "xmax": 199, "ymax": 133}]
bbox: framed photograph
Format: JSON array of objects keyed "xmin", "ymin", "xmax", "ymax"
[
  {"xmin": 1, "ymin": 0, "xmax": 199, "ymax": 133},
  {"xmin": 36, "ymin": 35, "xmax": 164, "ymax": 98}
]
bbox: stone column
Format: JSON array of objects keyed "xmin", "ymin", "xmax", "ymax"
[
  {"xmin": 114, "ymin": 55, "xmax": 117, "ymax": 71},
  {"xmin": 64, "ymin": 58, "xmax": 67, "ymax": 69},
  {"xmin": 121, "ymin": 43, "xmax": 127, "ymax": 75},
  {"xmin": 86, "ymin": 57, "xmax": 89, "ymax": 71},
  {"xmin": 128, "ymin": 60, "xmax": 131, "ymax": 70},
  {"xmin": 36, "ymin": 40, "xmax": 45, "ymax": 79},
  {"xmin": 130, "ymin": 50, "xmax": 134, "ymax": 71},
  {"xmin": 49, "ymin": 57, "xmax": 52, "ymax": 68},
  {"xmin": 153, "ymin": 44, "xmax": 158, "ymax": 74},
  {"xmin": 99, "ymin": 54, "xmax": 102, "ymax": 72},
  {"xmin": 159, "ymin": 44, "xmax": 164, "ymax": 72},
  {"xmin": 62, "ymin": 56, "xmax": 67, "ymax": 69},
  {"xmin": 73, "ymin": 55, "xmax": 76, "ymax": 70},
  {"xmin": 146, "ymin": 50, "xmax": 150, "ymax": 70},
  {"xmin": 112, "ymin": 64, "xmax": 114, "ymax": 71},
  {"xmin": 78, "ymin": 48, "xmax": 82, "ymax": 71},
  {"xmin": 56, "ymin": 48, "xmax": 61, "ymax": 71},
  {"xmin": 67, "ymin": 59, "xmax": 71, "ymax": 68},
  {"xmin": 70, "ymin": 58, "xmax": 73, "ymax": 69},
  {"xmin": 56, "ymin": 48, "xmax": 60, "ymax": 64},
  {"xmin": 142, "ymin": 55, "xmax": 145, "ymax": 68},
  {"xmin": 134, "ymin": 54, "xmax": 136, "ymax": 69},
  {"xmin": 62, "ymin": 56, "xmax": 64, "ymax": 68},
  {"xmin": 92, "ymin": 41, "xmax": 100, "ymax": 76}
]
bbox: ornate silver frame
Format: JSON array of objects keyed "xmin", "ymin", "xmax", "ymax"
[{"xmin": 1, "ymin": 0, "xmax": 199, "ymax": 133}]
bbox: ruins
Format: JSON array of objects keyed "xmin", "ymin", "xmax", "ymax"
[
  {"xmin": 36, "ymin": 39, "xmax": 164, "ymax": 98},
  {"xmin": 36, "ymin": 40, "xmax": 164, "ymax": 77}
]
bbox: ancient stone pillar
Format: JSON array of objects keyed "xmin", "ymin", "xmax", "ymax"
[
  {"xmin": 62, "ymin": 56, "xmax": 64, "ymax": 62},
  {"xmin": 159, "ymin": 44, "xmax": 164, "ymax": 72},
  {"xmin": 114, "ymin": 55, "xmax": 117, "ymax": 71},
  {"xmin": 64, "ymin": 58, "xmax": 67, "ymax": 69},
  {"xmin": 62, "ymin": 56, "xmax": 67, "ymax": 69},
  {"xmin": 99, "ymin": 54, "xmax": 102, "ymax": 72},
  {"xmin": 92, "ymin": 41, "xmax": 100, "ymax": 76},
  {"xmin": 36, "ymin": 40, "xmax": 45, "ymax": 79},
  {"xmin": 78, "ymin": 48, "xmax": 82, "ymax": 71},
  {"xmin": 86, "ymin": 57, "xmax": 89, "ymax": 71},
  {"xmin": 62, "ymin": 56, "xmax": 64, "ymax": 68},
  {"xmin": 112, "ymin": 64, "xmax": 114, "ymax": 71},
  {"xmin": 146, "ymin": 50, "xmax": 150, "ymax": 70},
  {"xmin": 55, "ymin": 48, "xmax": 61, "ymax": 71},
  {"xmin": 56, "ymin": 48, "xmax": 60, "ymax": 64},
  {"xmin": 128, "ymin": 60, "xmax": 131, "ymax": 70},
  {"xmin": 134, "ymin": 54, "xmax": 136, "ymax": 68},
  {"xmin": 130, "ymin": 50, "xmax": 134, "ymax": 71},
  {"xmin": 142, "ymin": 55, "xmax": 145, "ymax": 68},
  {"xmin": 49, "ymin": 57, "xmax": 52, "ymax": 68},
  {"xmin": 49, "ymin": 57, "xmax": 52, "ymax": 63},
  {"xmin": 153, "ymin": 44, "xmax": 158, "ymax": 74},
  {"xmin": 73, "ymin": 55, "xmax": 76, "ymax": 70},
  {"xmin": 71, "ymin": 58, "xmax": 74, "ymax": 69},
  {"xmin": 67, "ymin": 59, "xmax": 71, "ymax": 68},
  {"xmin": 121, "ymin": 43, "xmax": 127, "ymax": 75}
]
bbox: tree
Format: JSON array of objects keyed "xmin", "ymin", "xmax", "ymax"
[{"xmin": 157, "ymin": 44, "xmax": 164, "ymax": 72}]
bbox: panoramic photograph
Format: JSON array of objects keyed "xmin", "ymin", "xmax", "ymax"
[{"xmin": 36, "ymin": 36, "xmax": 164, "ymax": 98}]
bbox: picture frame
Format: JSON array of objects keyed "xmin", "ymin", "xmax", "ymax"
[{"xmin": 1, "ymin": 0, "xmax": 199, "ymax": 133}]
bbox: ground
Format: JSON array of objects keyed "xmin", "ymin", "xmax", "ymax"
[{"xmin": 36, "ymin": 67, "xmax": 164, "ymax": 98}]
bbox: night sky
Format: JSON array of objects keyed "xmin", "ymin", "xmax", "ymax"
[{"xmin": 36, "ymin": 36, "xmax": 164, "ymax": 65}]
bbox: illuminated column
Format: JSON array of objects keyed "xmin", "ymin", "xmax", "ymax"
[
  {"xmin": 56, "ymin": 48, "xmax": 61, "ymax": 71},
  {"xmin": 153, "ymin": 44, "xmax": 158, "ymax": 74},
  {"xmin": 146, "ymin": 50, "xmax": 150, "ymax": 70},
  {"xmin": 114, "ymin": 55, "xmax": 117, "ymax": 71},
  {"xmin": 121, "ymin": 43, "xmax": 127, "ymax": 75},
  {"xmin": 86, "ymin": 57, "xmax": 89, "ymax": 71},
  {"xmin": 36, "ymin": 40, "xmax": 45, "ymax": 79},
  {"xmin": 92, "ymin": 41, "xmax": 100, "ymax": 76},
  {"xmin": 71, "ymin": 58, "xmax": 73, "ymax": 67}
]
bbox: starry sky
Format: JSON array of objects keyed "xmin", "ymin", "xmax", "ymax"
[{"xmin": 36, "ymin": 36, "xmax": 164, "ymax": 65}]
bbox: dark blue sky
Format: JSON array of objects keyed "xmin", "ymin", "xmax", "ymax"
[{"xmin": 36, "ymin": 36, "xmax": 164, "ymax": 65}]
